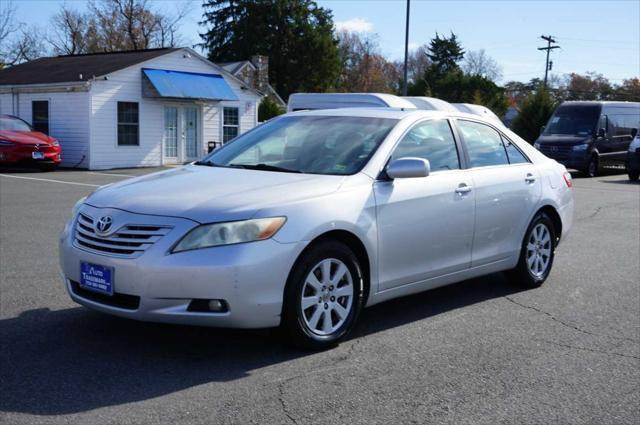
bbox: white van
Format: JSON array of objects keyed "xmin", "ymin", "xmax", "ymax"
[{"xmin": 287, "ymin": 93, "xmax": 416, "ymax": 112}]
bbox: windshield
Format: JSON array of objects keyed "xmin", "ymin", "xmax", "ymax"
[
  {"xmin": 200, "ymin": 115, "xmax": 398, "ymax": 175},
  {"xmin": 543, "ymin": 105, "xmax": 601, "ymax": 136},
  {"xmin": 0, "ymin": 116, "xmax": 32, "ymax": 132}
]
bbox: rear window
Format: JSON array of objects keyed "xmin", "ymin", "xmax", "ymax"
[{"xmin": 544, "ymin": 105, "xmax": 601, "ymax": 136}]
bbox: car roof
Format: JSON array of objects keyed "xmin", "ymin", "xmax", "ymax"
[{"xmin": 287, "ymin": 107, "xmax": 495, "ymax": 123}]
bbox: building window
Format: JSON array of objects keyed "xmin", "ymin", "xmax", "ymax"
[
  {"xmin": 32, "ymin": 101, "xmax": 49, "ymax": 134},
  {"xmin": 223, "ymin": 107, "xmax": 239, "ymax": 143},
  {"xmin": 117, "ymin": 102, "xmax": 139, "ymax": 146}
]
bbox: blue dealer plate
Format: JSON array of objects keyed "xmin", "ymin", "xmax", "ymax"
[{"xmin": 80, "ymin": 262, "xmax": 114, "ymax": 296}]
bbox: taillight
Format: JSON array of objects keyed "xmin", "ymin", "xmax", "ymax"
[{"xmin": 563, "ymin": 172, "xmax": 572, "ymax": 188}]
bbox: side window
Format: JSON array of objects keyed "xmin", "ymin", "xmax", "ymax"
[
  {"xmin": 502, "ymin": 136, "xmax": 529, "ymax": 164},
  {"xmin": 32, "ymin": 101, "xmax": 49, "ymax": 134},
  {"xmin": 457, "ymin": 120, "xmax": 509, "ymax": 167},
  {"xmin": 392, "ymin": 119, "xmax": 460, "ymax": 171}
]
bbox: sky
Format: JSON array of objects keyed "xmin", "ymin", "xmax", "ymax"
[{"xmin": 7, "ymin": 0, "xmax": 640, "ymax": 84}]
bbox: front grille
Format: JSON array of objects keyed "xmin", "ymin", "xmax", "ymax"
[
  {"xmin": 538, "ymin": 145, "xmax": 573, "ymax": 159},
  {"xmin": 74, "ymin": 213, "xmax": 172, "ymax": 258},
  {"xmin": 70, "ymin": 280, "xmax": 140, "ymax": 310}
]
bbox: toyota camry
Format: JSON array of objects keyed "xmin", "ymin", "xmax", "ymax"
[{"xmin": 59, "ymin": 108, "xmax": 574, "ymax": 349}]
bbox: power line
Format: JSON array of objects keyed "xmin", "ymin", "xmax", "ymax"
[{"xmin": 538, "ymin": 35, "xmax": 560, "ymax": 90}]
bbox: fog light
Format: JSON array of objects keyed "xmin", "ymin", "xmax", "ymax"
[
  {"xmin": 187, "ymin": 298, "xmax": 228, "ymax": 313},
  {"xmin": 208, "ymin": 299, "xmax": 225, "ymax": 312}
]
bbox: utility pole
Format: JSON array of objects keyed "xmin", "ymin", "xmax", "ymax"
[
  {"xmin": 538, "ymin": 35, "xmax": 559, "ymax": 90},
  {"xmin": 402, "ymin": 0, "xmax": 410, "ymax": 96}
]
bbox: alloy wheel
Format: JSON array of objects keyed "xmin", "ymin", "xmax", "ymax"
[
  {"xmin": 300, "ymin": 258, "xmax": 354, "ymax": 336},
  {"xmin": 526, "ymin": 223, "xmax": 552, "ymax": 278}
]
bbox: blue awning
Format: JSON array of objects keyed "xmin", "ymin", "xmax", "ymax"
[{"xmin": 142, "ymin": 68, "xmax": 238, "ymax": 101}]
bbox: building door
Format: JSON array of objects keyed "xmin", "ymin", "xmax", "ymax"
[
  {"xmin": 163, "ymin": 106, "xmax": 179, "ymax": 164},
  {"xmin": 163, "ymin": 105, "xmax": 200, "ymax": 164},
  {"xmin": 184, "ymin": 106, "xmax": 199, "ymax": 161}
]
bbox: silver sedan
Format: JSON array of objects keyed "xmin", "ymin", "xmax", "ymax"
[{"xmin": 59, "ymin": 108, "xmax": 574, "ymax": 349}]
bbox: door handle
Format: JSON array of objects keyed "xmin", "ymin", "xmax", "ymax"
[
  {"xmin": 455, "ymin": 183, "xmax": 472, "ymax": 195},
  {"xmin": 525, "ymin": 173, "xmax": 536, "ymax": 184}
]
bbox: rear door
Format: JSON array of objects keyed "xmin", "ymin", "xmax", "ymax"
[{"xmin": 455, "ymin": 119, "xmax": 542, "ymax": 267}]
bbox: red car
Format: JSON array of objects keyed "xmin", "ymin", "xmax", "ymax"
[{"xmin": 0, "ymin": 114, "xmax": 62, "ymax": 171}]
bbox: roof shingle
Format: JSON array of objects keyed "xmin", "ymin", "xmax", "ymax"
[{"xmin": 0, "ymin": 48, "xmax": 179, "ymax": 86}]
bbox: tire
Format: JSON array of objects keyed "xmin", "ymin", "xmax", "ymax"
[
  {"xmin": 586, "ymin": 155, "xmax": 599, "ymax": 177},
  {"xmin": 628, "ymin": 170, "xmax": 639, "ymax": 181},
  {"xmin": 506, "ymin": 212, "xmax": 556, "ymax": 289},
  {"xmin": 281, "ymin": 240, "xmax": 365, "ymax": 350}
]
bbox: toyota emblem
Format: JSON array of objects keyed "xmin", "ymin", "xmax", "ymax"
[{"xmin": 95, "ymin": 216, "xmax": 113, "ymax": 235}]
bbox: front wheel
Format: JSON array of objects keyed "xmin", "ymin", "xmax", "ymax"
[
  {"xmin": 506, "ymin": 213, "xmax": 556, "ymax": 288},
  {"xmin": 586, "ymin": 155, "xmax": 599, "ymax": 177},
  {"xmin": 281, "ymin": 240, "xmax": 364, "ymax": 350}
]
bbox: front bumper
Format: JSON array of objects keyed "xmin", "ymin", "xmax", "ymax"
[
  {"xmin": 59, "ymin": 205, "xmax": 306, "ymax": 329},
  {"xmin": 0, "ymin": 145, "xmax": 61, "ymax": 164}
]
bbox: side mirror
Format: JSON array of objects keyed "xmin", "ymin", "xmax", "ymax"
[
  {"xmin": 386, "ymin": 157, "xmax": 430, "ymax": 179},
  {"xmin": 597, "ymin": 128, "xmax": 607, "ymax": 138}
]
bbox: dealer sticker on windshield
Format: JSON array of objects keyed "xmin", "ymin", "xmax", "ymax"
[{"xmin": 80, "ymin": 262, "xmax": 114, "ymax": 296}]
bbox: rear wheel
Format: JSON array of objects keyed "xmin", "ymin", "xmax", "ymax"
[
  {"xmin": 506, "ymin": 213, "xmax": 556, "ymax": 288},
  {"xmin": 586, "ymin": 155, "xmax": 599, "ymax": 177},
  {"xmin": 281, "ymin": 240, "xmax": 364, "ymax": 350}
]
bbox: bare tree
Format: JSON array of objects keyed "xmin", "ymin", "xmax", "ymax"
[
  {"xmin": 49, "ymin": 7, "xmax": 89, "ymax": 55},
  {"xmin": 336, "ymin": 30, "xmax": 399, "ymax": 93},
  {"xmin": 155, "ymin": 2, "xmax": 190, "ymax": 47},
  {"xmin": 462, "ymin": 49, "xmax": 503, "ymax": 81},
  {"xmin": 5, "ymin": 26, "xmax": 48, "ymax": 65},
  {"xmin": 0, "ymin": 0, "xmax": 19, "ymax": 67}
]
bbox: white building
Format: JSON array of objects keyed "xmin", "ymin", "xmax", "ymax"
[{"xmin": 0, "ymin": 48, "xmax": 262, "ymax": 170}]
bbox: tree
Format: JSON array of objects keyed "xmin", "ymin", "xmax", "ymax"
[
  {"xmin": 511, "ymin": 89, "xmax": 557, "ymax": 143},
  {"xmin": 614, "ymin": 78, "xmax": 640, "ymax": 101},
  {"xmin": 200, "ymin": 0, "xmax": 341, "ymax": 100},
  {"xmin": 258, "ymin": 97, "xmax": 285, "ymax": 121},
  {"xmin": 49, "ymin": 7, "xmax": 89, "ymax": 55},
  {"xmin": 462, "ymin": 49, "xmax": 502, "ymax": 82},
  {"xmin": 335, "ymin": 30, "xmax": 399, "ymax": 93},
  {"xmin": 425, "ymin": 32, "xmax": 464, "ymax": 75},
  {"xmin": 561, "ymin": 72, "xmax": 614, "ymax": 100}
]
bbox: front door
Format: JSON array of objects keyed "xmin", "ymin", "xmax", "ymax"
[
  {"xmin": 163, "ymin": 105, "xmax": 200, "ymax": 164},
  {"xmin": 374, "ymin": 119, "xmax": 475, "ymax": 291}
]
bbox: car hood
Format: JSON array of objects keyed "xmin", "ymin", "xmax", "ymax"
[
  {"xmin": 86, "ymin": 165, "xmax": 347, "ymax": 223},
  {"xmin": 0, "ymin": 130, "xmax": 54, "ymax": 145},
  {"xmin": 535, "ymin": 134, "xmax": 592, "ymax": 145}
]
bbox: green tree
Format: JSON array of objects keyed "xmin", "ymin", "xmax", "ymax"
[
  {"xmin": 511, "ymin": 89, "xmax": 557, "ymax": 144},
  {"xmin": 425, "ymin": 32, "xmax": 464, "ymax": 75},
  {"xmin": 258, "ymin": 97, "xmax": 285, "ymax": 122},
  {"xmin": 200, "ymin": 0, "xmax": 341, "ymax": 100}
]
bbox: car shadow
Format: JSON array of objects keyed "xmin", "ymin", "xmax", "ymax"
[
  {"xmin": 598, "ymin": 178, "xmax": 639, "ymax": 185},
  {"xmin": 0, "ymin": 273, "xmax": 522, "ymax": 416}
]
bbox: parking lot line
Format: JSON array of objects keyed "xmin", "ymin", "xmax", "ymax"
[
  {"xmin": 87, "ymin": 172, "xmax": 136, "ymax": 178},
  {"xmin": 0, "ymin": 174, "xmax": 101, "ymax": 187}
]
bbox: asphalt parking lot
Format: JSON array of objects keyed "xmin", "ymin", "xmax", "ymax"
[{"xmin": 0, "ymin": 166, "xmax": 638, "ymax": 425}]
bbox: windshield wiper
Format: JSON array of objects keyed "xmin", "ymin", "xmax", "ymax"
[{"xmin": 229, "ymin": 163, "xmax": 302, "ymax": 173}]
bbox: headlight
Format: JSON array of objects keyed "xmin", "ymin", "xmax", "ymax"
[
  {"xmin": 572, "ymin": 143, "xmax": 588, "ymax": 151},
  {"xmin": 172, "ymin": 217, "xmax": 286, "ymax": 253},
  {"xmin": 0, "ymin": 139, "xmax": 15, "ymax": 146},
  {"xmin": 534, "ymin": 142, "xmax": 541, "ymax": 150},
  {"xmin": 70, "ymin": 196, "xmax": 87, "ymax": 219},
  {"xmin": 51, "ymin": 140, "xmax": 60, "ymax": 146}
]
